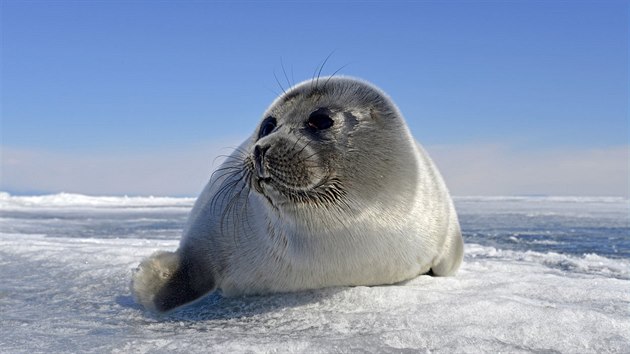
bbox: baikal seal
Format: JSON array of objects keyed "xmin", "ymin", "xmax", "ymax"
[{"xmin": 131, "ymin": 76, "xmax": 463, "ymax": 312}]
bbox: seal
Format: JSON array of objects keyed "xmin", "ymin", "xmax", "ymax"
[{"xmin": 131, "ymin": 76, "xmax": 464, "ymax": 312}]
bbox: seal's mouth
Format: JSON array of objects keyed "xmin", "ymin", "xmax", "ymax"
[
  {"xmin": 252, "ymin": 176, "xmax": 271, "ymax": 194},
  {"xmin": 245, "ymin": 143, "xmax": 346, "ymax": 209},
  {"xmin": 250, "ymin": 171, "xmax": 346, "ymax": 210},
  {"xmin": 252, "ymin": 175, "xmax": 294, "ymax": 203},
  {"xmin": 251, "ymin": 176, "xmax": 281, "ymax": 209}
]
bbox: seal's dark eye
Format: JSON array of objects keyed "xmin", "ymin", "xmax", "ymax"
[
  {"xmin": 307, "ymin": 109, "xmax": 334, "ymax": 130},
  {"xmin": 258, "ymin": 116, "xmax": 277, "ymax": 139}
]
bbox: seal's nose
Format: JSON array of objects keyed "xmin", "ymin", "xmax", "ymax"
[{"xmin": 254, "ymin": 145, "xmax": 270, "ymax": 178}]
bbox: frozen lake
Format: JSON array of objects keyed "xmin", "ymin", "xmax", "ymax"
[{"xmin": 1, "ymin": 193, "xmax": 629, "ymax": 353}]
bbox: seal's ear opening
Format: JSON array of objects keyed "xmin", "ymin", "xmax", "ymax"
[{"xmin": 131, "ymin": 251, "xmax": 216, "ymax": 313}]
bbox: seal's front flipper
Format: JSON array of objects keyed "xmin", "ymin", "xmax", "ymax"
[{"xmin": 131, "ymin": 250, "xmax": 216, "ymax": 313}]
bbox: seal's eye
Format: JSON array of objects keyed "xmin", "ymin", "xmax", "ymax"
[
  {"xmin": 258, "ymin": 116, "xmax": 277, "ymax": 139},
  {"xmin": 307, "ymin": 109, "xmax": 334, "ymax": 130}
]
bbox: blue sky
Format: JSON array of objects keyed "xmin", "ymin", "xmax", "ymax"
[{"xmin": 1, "ymin": 0, "xmax": 628, "ymax": 196}]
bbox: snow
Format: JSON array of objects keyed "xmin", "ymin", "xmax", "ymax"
[
  {"xmin": 1, "ymin": 194, "xmax": 629, "ymax": 353},
  {"xmin": 0, "ymin": 192, "xmax": 195, "ymax": 211},
  {"xmin": 1, "ymin": 236, "xmax": 628, "ymax": 352}
]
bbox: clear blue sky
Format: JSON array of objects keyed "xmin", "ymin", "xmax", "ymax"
[{"xmin": 1, "ymin": 0, "xmax": 628, "ymax": 196}]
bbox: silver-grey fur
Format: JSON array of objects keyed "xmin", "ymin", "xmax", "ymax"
[{"xmin": 131, "ymin": 76, "xmax": 463, "ymax": 313}]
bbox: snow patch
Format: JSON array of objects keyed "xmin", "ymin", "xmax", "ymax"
[
  {"xmin": 1, "ymin": 234, "xmax": 628, "ymax": 353},
  {"xmin": 0, "ymin": 192, "xmax": 195, "ymax": 212}
]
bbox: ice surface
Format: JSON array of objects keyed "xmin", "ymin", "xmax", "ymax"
[
  {"xmin": 1, "ymin": 194, "xmax": 629, "ymax": 353},
  {"xmin": 455, "ymin": 196, "xmax": 630, "ymax": 259}
]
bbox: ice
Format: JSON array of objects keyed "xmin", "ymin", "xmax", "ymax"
[
  {"xmin": 1, "ymin": 234, "xmax": 628, "ymax": 353},
  {"xmin": 455, "ymin": 195, "xmax": 630, "ymax": 220},
  {"xmin": 1, "ymin": 194, "xmax": 629, "ymax": 352}
]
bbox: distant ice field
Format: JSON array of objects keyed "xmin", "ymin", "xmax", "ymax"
[
  {"xmin": 3, "ymin": 192, "xmax": 628, "ymax": 259},
  {"xmin": 1, "ymin": 192, "xmax": 629, "ymax": 353},
  {"xmin": 456, "ymin": 196, "xmax": 630, "ymax": 260}
]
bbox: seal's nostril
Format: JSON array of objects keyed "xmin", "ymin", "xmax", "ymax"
[
  {"xmin": 254, "ymin": 145, "xmax": 270, "ymax": 178},
  {"xmin": 254, "ymin": 145, "xmax": 268, "ymax": 161}
]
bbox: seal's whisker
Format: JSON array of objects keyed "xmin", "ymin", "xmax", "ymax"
[
  {"xmin": 267, "ymin": 87, "xmax": 281, "ymax": 98},
  {"xmin": 219, "ymin": 146, "xmax": 247, "ymax": 154},
  {"xmin": 211, "ymin": 164, "xmax": 244, "ymax": 174},
  {"xmin": 289, "ymin": 135, "xmax": 304, "ymax": 154},
  {"xmin": 315, "ymin": 51, "xmax": 335, "ymax": 90},
  {"xmin": 208, "ymin": 163, "xmax": 245, "ymax": 186},
  {"xmin": 217, "ymin": 150, "xmax": 246, "ymax": 159},
  {"xmin": 210, "ymin": 176, "xmax": 240, "ymax": 213},
  {"xmin": 210, "ymin": 161, "xmax": 238, "ymax": 172},
  {"xmin": 210, "ymin": 167, "xmax": 245, "ymax": 208},
  {"xmin": 280, "ymin": 58, "xmax": 292, "ymax": 91},
  {"xmin": 240, "ymin": 174, "xmax": 256, "ymax": 236},
  {"xmin": 224, "ymin": 176, "xmax": 250, "ymax": 246},
  {"xmin": 213, "ymin": 147, "xmax": 249, "ymax": 163},
  {"xmin": 301, "ymin": 150, "xmax": 320, "ymax": 161},
  {"xmin": 310, "ymin": 64, "xmax": 319, "ymax": 91},
  {"xmin": 323, "ymin": 63, "xmax": 350, "ymax": 89},
  {"xmin": 273, "ymin": 70, "xmax": 287, "ymax": 95},
  {"xmin": 207, "ymin": 162, "xmax": 241, "ymax": 184},
  {"xmin": 232, "ymin": 148, "xmax": 251, "ymax": 159},
  {"xmin": 291, "ymin": 140, "xmax": 313, "ymax": 159},
  {"xmin": 219, "ymin": 171, "xmax": 249, "ymax": 238},
  {"xmin": 208, "ymin": 170, "xmax": 243, "ymax": 193},
  {"xmin": 301, "ymin": 164, "xmax": 325, "ymax": 171}
]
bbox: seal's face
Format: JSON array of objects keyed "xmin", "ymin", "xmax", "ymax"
[
  {"xmin": 250, "ymin": 107, "xmax": 339, "ymax": 201},
  {"xmin": 245, "ymin": 77, "xmax": 418, "ymax": 214}
]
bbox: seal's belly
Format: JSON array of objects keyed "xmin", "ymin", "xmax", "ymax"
[{"xmin": 220, "ymin": 231, "xmax": 436, "ymax": 296}]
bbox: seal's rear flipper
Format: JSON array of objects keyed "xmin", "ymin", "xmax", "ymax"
[{"xmin": 131, "ymin": 251, "xmax": 216, "ymax": 313}]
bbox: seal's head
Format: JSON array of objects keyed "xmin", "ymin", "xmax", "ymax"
[{"xmin": 245, "ymin": 77, "xmax": 420, "ymax": 217}]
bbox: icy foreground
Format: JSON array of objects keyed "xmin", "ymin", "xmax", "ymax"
[{"xmin": 1, "ymin": 194, "xmax": 629, "ymax": 353}]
